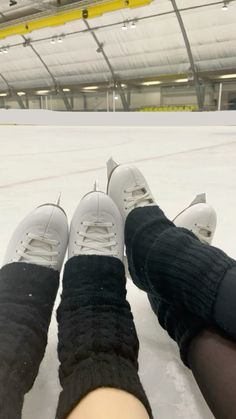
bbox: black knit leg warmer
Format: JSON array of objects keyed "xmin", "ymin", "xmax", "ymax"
[
  {"xmin": 125, "ymin": 206, "xmax": 236, "ymax": 342},
  {"xmin": 148, "ymin": 294, "xmax": 207, "ymax": 366},
  {"xmin": 56, "ymin": 255, "xmax": 152, "ymax": 419},
  {"xmin": 0, "ymin": 262, "xmax": 59, "ymax": 419},
  {"xmin": 125, "ymin": 206, "xmax": 174, "ymax": 291}
]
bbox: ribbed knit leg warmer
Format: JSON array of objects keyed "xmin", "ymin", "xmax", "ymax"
[
  {"xmin": 56, "ymin": 255, "xmax": 152, "ymax": 419},
  {"xmin": 0, "ymin": 262, "xmax": 59, "ymax": 419},
  {"xmin": 125, "ymin": 206, "xmax": 236, "ymax": 360},
  {"xmin": 148, "ymin": 293, "xmax": 206, "ymax": 365}
]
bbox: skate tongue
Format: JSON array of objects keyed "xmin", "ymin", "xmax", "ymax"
[{"xmin": 133, "ymin": 188, "xmax": 153, "ymax": 207}]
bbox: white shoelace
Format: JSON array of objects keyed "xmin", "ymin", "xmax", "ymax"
[
  {"xmin": 17, "ymin": 232, "xmax": 59, "ymax": 267},
  {"xmin": 75, "ymin": 221, "xmax": 118, "ymax": 256},
  {"xmin": 124, "ymin": 185, "xmax": 154, "ymax": 210}
]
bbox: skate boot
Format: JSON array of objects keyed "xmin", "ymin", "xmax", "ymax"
[
  {"xmin": 106, "ymin": 157, "xmax": 156, "ymax": 222},
  {"xmin": 69, "ymin": 182, "xmax": 124, "ymax": 261},
  {"xmin": 173, "ymin": 193, "xmax": 217, "ymax": 244},
  {"xmin": 3, "ymin": 201, "xmax": 69, "ymax": 271}
]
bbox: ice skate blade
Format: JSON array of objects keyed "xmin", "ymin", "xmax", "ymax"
[
  {"xmin": 37, "ymin": 202, "xmax": 67, "ymax": 217},
  {"xmin": 106, "ymin": 157, "xmax": 119, "ymax": 188},
  {"xmin": 173, "ymin": 192, "xmax": 206, "ymax": 222}
]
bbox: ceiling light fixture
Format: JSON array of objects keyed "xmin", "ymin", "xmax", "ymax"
[
  {"xmin": 130, "ymin": 21, "xmax": 136, "ymax": 29},
  {"xmin": 222, "ymin": 1, "xmax": 228, "ymax": 10},
  {"xmin": 63, "ymin": 88, "xmax": 71, "ymax": 92},
  {"xmin": 122, "ymin": 22, "xmax": 128, "ymax": 31},
  {"xmin": 0, "ymin": 93, "xmax": 7, "ymax": 97},
  {"xmin": 50, "ymin": 37, "xmax": 56, "ymax": 44},
  {"xmin": 17, "ymin": 92, "xmax": 26, "ymax": 96},
  {"xmin": 58, "ymin": 35, "xmax": 64, "ymax": 43},
  {"xmin": 175, "ymin": 78, "xmax": 189, "ymax": 83},
  {"xmin": 3, "ymin": 47, "xmax": 9, "ymax": 54},
  {"xmin": 83, "ymin": 86, "xmax": 99, "ymax": 90},
  {"xmin": 220, "ymin": 74, "xmax": 236, "ymax": 79},
  {"xmin": 141, "ymin": 81, "xmax": 161, "ymax": 86},
  {"xmin": 36, "ymin": 90, "xmax": 50, "ymax": 95}
]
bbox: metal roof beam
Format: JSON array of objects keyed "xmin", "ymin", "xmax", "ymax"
[
  {"xmin": 83, "ymin": 19, "xmax": 129, "ymax": 111},
  {"xmin": 0, "ymin": 73, "xmax": 26, "ymax": 109},
  {"xmin": 22, "ymin": 36, "xmax": 72, "ymax": 111},
  {"xmin": 0, "ymin": 11, "xmax": 71, "ymax": 110},
  {"xmin": 170, "ymin": 0, "xmax": 204, "ymax": 110}
]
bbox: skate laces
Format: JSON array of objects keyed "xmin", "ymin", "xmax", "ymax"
[
  {"xmin": 18, "ymin": 233, "xmax": 59, "ymax": 267},
  {"xmin": 124, "ymin": 184, "xmax": 154, "ymax": 209},
  {"xmin": 75, "ymin": 221, "xmax": 118, "ymax": 256},
  {"xmin": 194, "ymin": 223, "xmax": 212, "ymax": 244}
]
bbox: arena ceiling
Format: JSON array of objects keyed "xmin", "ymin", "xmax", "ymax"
[{"xmin": 0, "ymin": 0, "xmax": 235, "ymax": 109}]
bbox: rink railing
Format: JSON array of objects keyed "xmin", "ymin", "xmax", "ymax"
[{"xmin": 0, "ymin": 109, "xmax": 236, "ymax": 126}]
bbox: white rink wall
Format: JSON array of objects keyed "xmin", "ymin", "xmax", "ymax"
[{"xmin": 0, "ymin": 108, "xmax": 236, "ymax": 126}]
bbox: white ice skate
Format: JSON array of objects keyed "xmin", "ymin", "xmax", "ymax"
[
  {"xmin": 173, "ymin": 193, "xmax": 217, "ymax": 244},
  {"xmin": 3, "ymin": 199, "xmax": 69, "ymax": 271},
  {"xmin": 107, "ymin": 157, "xmax": 156, "ymax": 222},
  {"xmin": 68, "ymin": 181, "xmax": 124, "ymax": 261}
]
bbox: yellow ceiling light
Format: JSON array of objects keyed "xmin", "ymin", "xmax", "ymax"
[
  {"xmin": 0, "ymin": 0, "xmax": 153, "ymax": 41},
  {"xmin": 0, "ymin": 93, "xmax": 7, "ymax": 96}
]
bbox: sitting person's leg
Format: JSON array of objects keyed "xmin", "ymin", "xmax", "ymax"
[
  {"xmin": 107, "ymin": 158, "xmax": 236, "ymax": 341},
  {"xmin": 0, "ymin": 203, "xmax": 68, "ymax": 418},
  {"xmin": 56, "ymin": 189, "xmax": 152, "ymax": 419},
  {"xmin": 107, "ymin": 159, "xmax": 236, "ymax": 418}
]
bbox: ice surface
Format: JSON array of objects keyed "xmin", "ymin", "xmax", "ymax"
[{"xmin": 1, "ymin": 122, "xmax": 236, "ymax": 419}]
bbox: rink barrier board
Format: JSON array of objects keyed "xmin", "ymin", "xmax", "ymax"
[{"xmin": 0, "ymin": 109, "xmax": 236, "ymax": 126}]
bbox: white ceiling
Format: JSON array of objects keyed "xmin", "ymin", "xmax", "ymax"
[{"xmin": 0, "ymin": 0, "xmax": 236, "ymax": 91}]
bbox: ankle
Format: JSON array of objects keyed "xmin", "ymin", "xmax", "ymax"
[
  {"xmin": 125, "ymin": 206, "xmax": 175, "ymax": 290},
  {"xmin": 125, "ymin": 206, "xmax": 174, "ymax": 247}
]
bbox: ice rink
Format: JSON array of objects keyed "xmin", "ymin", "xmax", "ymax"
[{"xmin": 1, "ymin": 115, "xmax": 236, "ymax": 419}]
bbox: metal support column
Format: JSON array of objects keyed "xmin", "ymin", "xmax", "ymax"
[
  {"xmin": 127, "ymin": 91, "xmax": 131, "ymax": 109},
  {"xmin": 218, "ymin": 83, "xmax": 223, "ymax": 111},
  {"xmin": 83, "ymin": 94, "xmax": 87, "ymax": 111},
  {"xmin": 106, "ymin": 90, "xmax": 110, "ymax": 112}
]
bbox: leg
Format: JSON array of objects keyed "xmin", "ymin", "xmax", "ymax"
[
  {"xmin": 56, "ymin": 190, "xmax": 152, "ymax": 419},
  {"xmin": 0, "ymin": 203, "xmax": 68, "ymax": 418},
  {"xmin": 67, "ymin": 388, "xmax": 149, "ymax": 419},
  {"xmin": 57, "ymin": 256, "xmax": 151, "ymax": 419},
  {"xmin": 0, "ymin": 263, "xmax": 59, "ymax": 418},
  {"xmin": 107, "ymin": 159, "xmax": 236, "ymax": 339},
  {"xmin": 188, "ymin": 327, "xmax": 236, "ymax": 419},
  {"xmin": 107, "ymin": 159, "xmax": 236, "ymax": 417}
]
